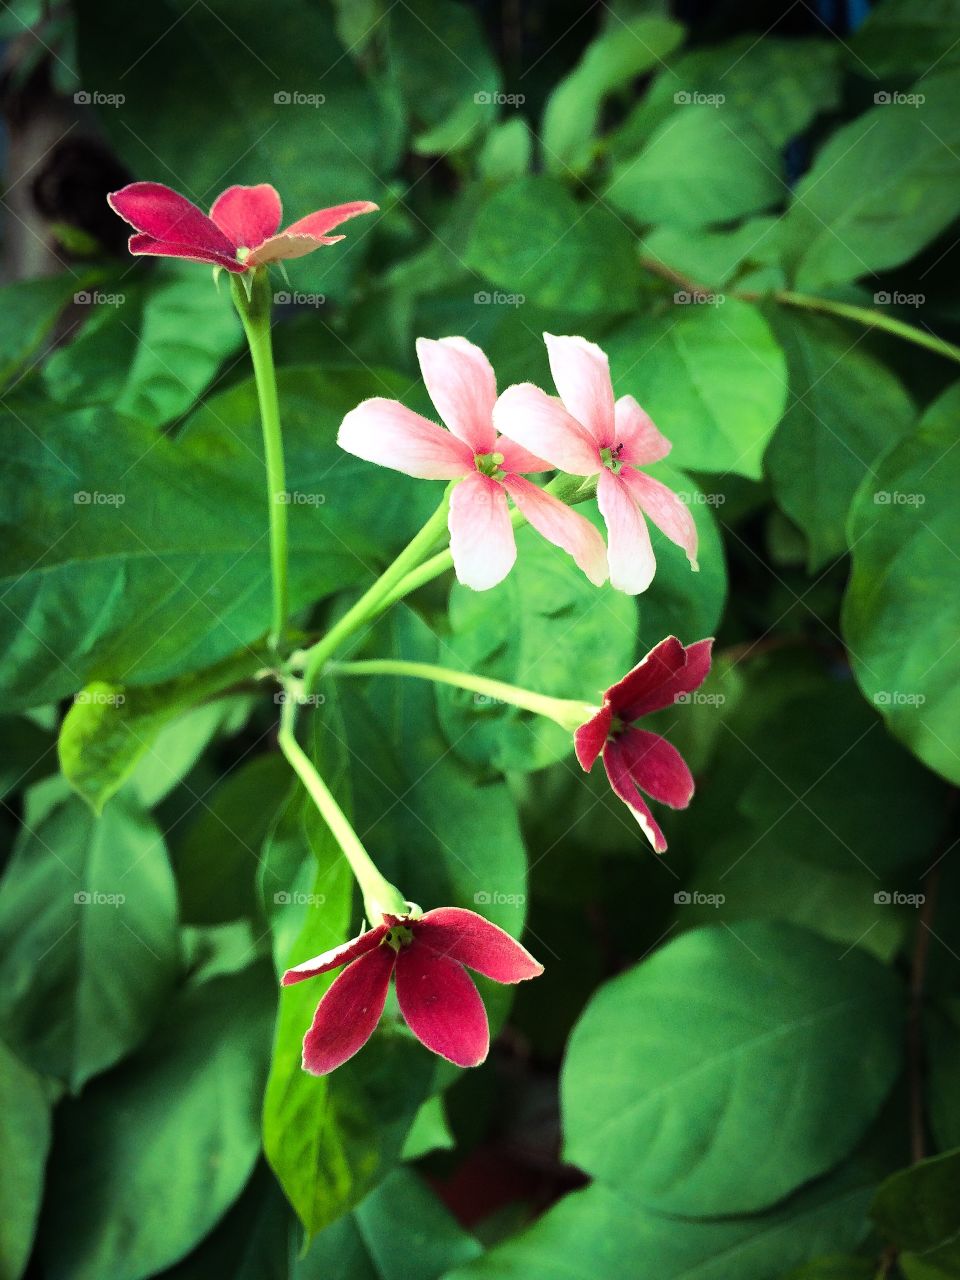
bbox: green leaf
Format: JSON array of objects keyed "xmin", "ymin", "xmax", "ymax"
[
  {"xmin": 782, "ymin": 71, "xmax": 960, "ymax": 291},
  {"xmin": 928, "ymin": 997, "xmax": 960, "ymax": 1152},
  {"xmin": 872, "ymin": 1149, "xmax": 960, "ymax": 1275},
  {"xmin": 783, "ymin": 1257, "xmax": 877, "ymax": 1279},
  {"xmin": 0, "ymin": 714, "xmax": 56, "ymax": 799},
  {"xmin": 0, "ymin": 273, "xmax": 91, "ymax": 391},
  {"xmin": 605, "ymin": 107, "xmax": 782, "ymax": 229},
  {"xmin": 41, "ymin": 964, "xmax": 275, "ymax": 1280},
  {"xmin": 296, "ymin": 1169, "xmax": 482, "ymax": 1279},
  {"xmin": 764, "ymin": 311, "xmax": 916, "ymax": 570},
  {"xmin": 43, "ymin": 275, "xmax": 242, "ymax": 428},
  {"xmin": 465, "ymin": 176, "xmax": 640, "ymax": 313},
  {"xmin": 0, "ymin": 367, "xmax": 434, "ymax": 711},
  {"xmin": 0, "ymin": 793, "xmax": 179, "ymax": 1089},
  {"xmin": 642, "ymin": 217, "xmax": 784, "ymax": 292},
  {"xmin": 438, "ymin": 521, "xmax": 637, "ymax": 774},
  {"xmin": 843, "ymin": 381, "xmax": 960, "ymax": 785},
  {"xmin": 562, "ymin": 921, "xmax": 904, "ymax": 1215},
  {"xmin": 477, "ymin": 119, "xmax": 533, "ymax": 182},
  {"xmin": 850, "ymin": 0, "xmax": 960, "ymax": 79},
  {"xmin": 605, "ymin": 299, "xmax": 787, "ymax": 477},
  {"xmin": 0, "ymin": 1039, "xmax": 53, "ymax": 1280},
  {"xmin": 541, "ymin": 15, "xmax": 683, "ymax": 173},
  {"xmin": 58, "ymin": 647, "xmax": 266, "ymax": 813}
]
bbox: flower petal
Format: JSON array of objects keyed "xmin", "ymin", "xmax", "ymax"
[
  {"xmin": 621, "ymin": 467, "xmax": 698, "ymax": 570},
  {"xmin": 448, "ymin": 471, "xmax": 516, "ymax": 591},
  {"xmin": 395, "ymin": 944, "xmax": 489, "ymax": 1067},
  {"xmin": 338, "ymin": 399, "xmax": 474, "ymax": 479},
  {"xmin": 614, "ymin": 727, "xmax": 695, "ymax": 809},
  {"xmin": 544, "ymin": 333, "xmax": 615, "ymax": 445},
  {"xmin": 246, "ymin": 200, "xmax": 377, "ymax": 265},
  {"xmin": 108, "ymin": 183, "xmax": 236, "ymax": 258},
  {"xmin": 125, "ymin": 234, "xmax": 246, "ymax": 272},
  {"xmin": 596, "ymin": 468, "xmax": 656, "ymax": 595},
  {"xmin": 209, "ymin": 183, "xmax": 282, "ymax": 249},
  {"xmin": 493, "ymin": 384, "xmax": 601, "ymax": 476},
  {"xmin": 497, "ymin": 436, "xmax": 552, "ymax": 474},
  {"xmin": 281, "ymin": 923, "xmax": 389, "ymax": 986},
  {"xmin": 614, "ymin": 396, "xmax": 672, "ymax": 465},
  {"xmin": 416, "ymin": 337, "xmax": 497, "ymax": 453},
  {"xmin": 415, "ymin": 907, "xmax": 544, "ymax": 983},
  {"xmin": 502, "ymin": 475, "xmax": 608, "ymax": 586},
  {"xmin": 301, "ymin": 944, "xmax": 396, "ymax": 1075},
  {"xmin": 602, "ymin": 740, "xmax": 668, "ymax": 853},
  {"xmin": 574, "ymin": 704, "xmax": 613, "ymax": 771},
  {"xmin": 619, "ymin": 637, "xmax": 714, "ymax": 720}
]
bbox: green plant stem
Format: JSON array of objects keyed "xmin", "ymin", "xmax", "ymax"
[
  {"xmin": 231, "ymin": 269, "xmax": 288, "ymax": 650},
  {"xmin": 331, "ymin": 658, "xmax": 597, "ymax": 730},
  {"xmin": 276, "ymin": 700, "xmax": 407, "ymax": 921},
  {"xmin": 775, "ymin": 291, "xmax": 960, "ymax": 366}
]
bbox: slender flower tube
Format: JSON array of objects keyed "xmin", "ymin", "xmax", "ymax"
[
  {"xmin": 283, "ymin": 907, "xmax": 543, "ymax": 1074},
  {"xmin": 338, "ymin": 336, "xmax": 608, "ymax": 591},
  {"xmin": 493, "ymin": 334, "xmax": 698, "ymax": 594},
  {"xmin": 108, "ymin": 181, "xmax": 377, "ymax": 272}
]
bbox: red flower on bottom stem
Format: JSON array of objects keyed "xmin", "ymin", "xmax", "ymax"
[
  {"xmin": 282, "ymin": 907, "xmax": 543, "ymax": 1074},
  {"xmin": 575, "ymin": 636, "xmax": 713, "ymax": 853}
]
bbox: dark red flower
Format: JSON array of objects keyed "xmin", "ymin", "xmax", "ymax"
[
  {"xmin": 107, "ymin": 181, "xmax": 377, "ymax": 273},
  {"xmin": 575, "ymin": 636, "xmax": 713, "ymax": 852},
  {"xmin": 282, "ymin": 907, "xmax": 543, "ymax": 1074}
]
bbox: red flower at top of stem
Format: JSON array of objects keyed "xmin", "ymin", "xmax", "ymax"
[
  {"xmin": 282, "ymin": 906, "xmax": 543, "ymax": 1075},
  {"xmin": 575, "ymin": 636, "xmax": 714, "ymax": 853},
  {"xmin": 107, "ymin": 181, "xmax": 377, "ymax": 273}
]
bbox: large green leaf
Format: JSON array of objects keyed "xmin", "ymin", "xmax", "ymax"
[
  {"xmin": 0, "ymin": 367, "xmax": 434, "ymax": 710},
  {"xmin": 562, "ymin": 921, "xmax": 903, "ymax": 1215},
  {"xmin": 606, "ymin": 107, "xmax": 783, "ymax": 229},
  {"xmin": 872, "ymin": 1149, "xmax": 960, "ymax": 1276},
  {"xmin": 843, "ymin": 381, "xmax": 960, "ymax": 785},
  {"xmin": 605, "ymin": 299, "xmax": 787, "ymax": 477},
  {"xmin": 465, "ymin": 176, "xmax": 640, "ymax": 313},
  {"xmin": 0, "ymin": 1039, "xmax": 53, "ymax": 1280},
  {"xmin": 782, "ymin": 71, "xmax": 960, "ymax": 290},
  {"xmin": 41, "ymin": 964, "xmax": 274, "ymax": 1280},
  {"xmin": 764, "ymin": 311, "xmax": 916, "ymax": 570},
  {"xmin": 850, "ymin": 0, "xmax": 960, "ymax": 79},
  {"xmin": 641, "ymin": 217, "xmax": 784, "ymax": 293},
  {"xmin": 0, "ymin": 792, "xmax": 179, "ymax": 1089},
  {"xmin": 0, "ymin": 273, "xmax": 94, "ymax": 391}
]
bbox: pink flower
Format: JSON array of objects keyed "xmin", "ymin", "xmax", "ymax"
[
  {"xmin": 282, "ymin": 907, "xmax": 543, "ymax": 1074},
  {"xmin": 338, "ymin": 337, "xmax": 608, "ymax": 591},
  {"xmin": 107, "ymin": 181, "xmax": 377, "ymax": 273},
  {"xmin": 575, "ymin": 636, "xmax": 713, "ymax": 852},
  {"xmin": 493, "ymin": 334, "xmax": 698, "ymax": 594}
]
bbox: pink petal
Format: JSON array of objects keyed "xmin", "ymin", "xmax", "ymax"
[
  {"xmin": 574, "ymin": 705, "xmax": 613, "ymax": 771},
  {"xmin": 338, "ymin": 399, "xmax": 474, "ymax": 479},
  {"xmin": 544, "ymin": 333, "xmax": 615, "ymax": 446},
  {"xmin": 602, "ymin": 740, "xmax": 668, "ymax": 853},
  {"xmin": 493, "ymin": 384, "xmax": 601, "ymax": 476},
  {"xmin": 596, "ymin": 468, "xmax": 656, "ymax": 595},
  {"xmin": 395, "ymin": 943, "xmax": 489, "ymax": 1068},
  {"xmin": 618, "ymin": 637, "xmax": 714, "ymax": 721},
  {"xmin": 621, "ymin": 468, "xmax": 698, "ymax": 570},
  {"xmin": 416, "ymin": 337, "xmax": 497, "ymax": 453},
  {"xmin": 497, "ymin": 436, "xmax": 552, "ymax": 474},
  {"xmin": 246, "ymin": 200, "xmax": 377, "ymax": 265},
  {"xmin": 415, "ymin": 908, "xmax": 543, "ymax": 983},
  {"xmin": 301, "ymin": 945, "xmax": 396, "ymax": 1075},
  {"xmin": 502, "ymin": 475, "xmax": 608, "ymax": 586},
  {"xmin": 125, "ymin": 234, "xmax": 247, "ymax": 272},
  {"xmin": 448, "ymin": 471, "xmax": 516, "ymax": 591},
  {"xmin": 614, "ymin": 396, "xmax": 672, "ymax": 465},
  {"xmin": 281, "ymin": 923, "xmax": 389, "ymax": 986},
  {"xmin": 604, "ymin": 636, "xmax": 686, "ymax": 720},
  {"xmin": 209, "ymin": 183, "xmax": 282, "ymax": 249},
  {"xmin": 614, "ymin": 727, "xmax": 695, "ymax": 809},
  {"xmin": 108, "ymin": 183, "xmax": 237, "ymax": 259}
]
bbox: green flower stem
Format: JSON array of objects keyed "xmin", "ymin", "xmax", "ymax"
[
  {"xmin": 330, "ymin": 658, "xmax": 597, "ymax": 731},
  {"xmin": 276, "ymin": 699, "xmax": 407, "ymax": 922},
  {"xmin": 775, "ymin": 291, "xmax": 960, "ymax": 366},
  {"xmin": 299, "ymin": 490, "xmax": 453, "ymax": 691},
  {"xmin": 231, "ymin": 269, "xmax": 288, "ymax": 650}
]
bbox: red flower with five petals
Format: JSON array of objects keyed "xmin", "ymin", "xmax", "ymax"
[
  {"xmin": 107, "ymin": 181, "xmax": 377, "ymax": 273},
  {"xmin": 575, "ymin": 636, "xmax": 713, "ymax": 853},
  {"xmin": 282, "ymin": 907, "xmax": 543, "ymax": 1074}
]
